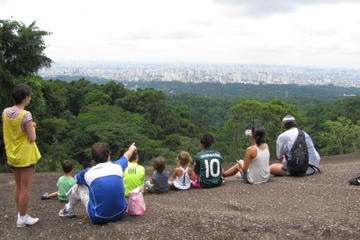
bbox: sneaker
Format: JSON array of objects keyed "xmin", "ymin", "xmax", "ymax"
[
  {"xmin": 235, "ymin": 171, "xmax": 243, "ymax": 180},
  {"xmin": 41, "ymin": 192, "xmax": 50, "ymax": 200},
  {"xmin": 59, "ymin": 207, "xmax": 76, "ymax": 218},
  {"xmin": 349, "ymin": 176, "xmax": 360, "ymax": 185},
  {"xmin": 16, "ymin": 215, "xmax": 39, "ymax": 228}
]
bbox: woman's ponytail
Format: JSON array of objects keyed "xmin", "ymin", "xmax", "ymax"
[{"xmin": 252, "ymin": 126, "xmax": 266, "ymax": 146}]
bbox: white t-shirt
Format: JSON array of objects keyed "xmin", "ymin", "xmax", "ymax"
[{"xmin": 276, "ymin": 128, "xmax": 321, "ymax": 172}]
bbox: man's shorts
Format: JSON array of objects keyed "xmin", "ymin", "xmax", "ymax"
[{"xmin": 282, "ymin": 161, "xmax": 319, "ymax": 176}]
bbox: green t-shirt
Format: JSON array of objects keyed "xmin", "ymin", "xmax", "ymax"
[
  {"xmin": 194, "ymin": 149, "xmax": 223, "ymax": 188},
  {"xmin": 57, "ymin": 176, "xmax": 76, "ymax": 201},
  {"xmin": 123, "ymin": 162, "xmax": 145, "ymax": 197}
]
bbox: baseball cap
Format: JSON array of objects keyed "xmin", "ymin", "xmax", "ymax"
[{"xmin": 282, "ymin": 115, "xmax": 296, "ymax": 123}]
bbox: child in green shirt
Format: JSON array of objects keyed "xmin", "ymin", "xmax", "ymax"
[
  {"xmin": 41, "ymin": 160, "xmax": 76, "ymax": 202},
  {"xmin": 123, "ymin": 150, "xmax": 145, "ymax": 197}
]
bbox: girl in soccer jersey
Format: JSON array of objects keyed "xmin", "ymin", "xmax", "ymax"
[{"xmin": 192, "ymin": 133, "xmax": 224, "ymax": 188}]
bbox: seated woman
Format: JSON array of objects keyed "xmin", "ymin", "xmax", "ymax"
[{"xmin": 223, "ymin": 126, "xmax": 270, "ymax": 184}]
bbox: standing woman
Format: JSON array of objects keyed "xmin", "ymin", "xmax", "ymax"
[
  {"xmin": 2, "ymin": 83, "xmax": 41, "ymax": 227},
  {"xmin": 223, "ymin": 126, "xmax": 270, "ymax": 184}
]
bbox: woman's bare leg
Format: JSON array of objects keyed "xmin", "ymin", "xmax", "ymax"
[
  {"xmin": 13, "ymin": 169, "xmax": 22, "ymax": 212},
  {"xmin": 18, "ymin": 167, "xmax": 35, "ymax": 216},
  {"xmin": 223, "ymin": 164, "xmax": 242, "ymax": 177}
]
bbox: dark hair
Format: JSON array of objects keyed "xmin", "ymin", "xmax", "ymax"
[
  {"xmin": 252, "ymin": 125, "xmax": 266, "ymax": 146},
  {"xmin": 12, "ymin": 83, "xmax": 32, "ymax": 105},
  {"xmin": 284, "ymin": 121, "xmax": 297, "ymax": 130},
  {"xmin": 91, "ymin": 142, "xmax": 111, "ymax": 163},
  {"xmin": 129, "ymin": 150, "xmax": 139, "ymax": 162},
  {"xmin": 200, "ymin": 133, "xmax": 215, "ymax": 149},
  {"xmin": 153, "ymin": 156, "xmax": 166, "ymax": 174},
  {"xmin": 61, "ymin": 160, "xmax": 73, "ymax": 173},
  {"xmin": 176, "ymin": 151, "xmax": 192, "ymax": 167}
]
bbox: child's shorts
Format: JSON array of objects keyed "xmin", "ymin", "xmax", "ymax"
[{"xmin": 170, "ymin": 184, "xmax": 190, "ymax": 191}]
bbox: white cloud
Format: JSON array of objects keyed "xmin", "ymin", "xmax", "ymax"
[
  {"xmin": 211, "ymin": 0, "xmax": 359, "ymax": 17},
  {"xmin": 1, "ymin": 0, "xmax": 360, "ymax": 68},
  {"xmin": 112, "ymin": 31, "xmax": 202, "ymax": 41},
  {"xmin": 0, "ymin": 0, "xmax": 10, "ymax": 6}
]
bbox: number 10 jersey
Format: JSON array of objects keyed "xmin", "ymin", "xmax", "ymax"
[{"xmin": 194, "ymin": 149, "xmax": 223, "ymax": 188}]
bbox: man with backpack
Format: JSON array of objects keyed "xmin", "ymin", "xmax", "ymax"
[{"xmin": 270, "ymin": 115, "xmax": 321, "ymax": 176}]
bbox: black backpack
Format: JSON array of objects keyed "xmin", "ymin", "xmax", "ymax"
[{"xmin": 287, "ymin": 130, "xmax": 309, "ymax": 176}]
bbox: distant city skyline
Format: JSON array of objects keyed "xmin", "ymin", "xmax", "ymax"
[
  {"xmin": 1, "ymin": 0, "xmax": 360, "ymax": 68},
  {"xmin": 39, "ymin": 61, "xmax": 360, "ymax": 88}
]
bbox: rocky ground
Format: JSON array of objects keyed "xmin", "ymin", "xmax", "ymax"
[{"xmin": 0, "ymin": 153, "xmax": 360, "ymax": 240}]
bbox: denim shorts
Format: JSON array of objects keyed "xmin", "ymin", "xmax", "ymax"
[{"xmin": 235, "ymin": 171, "xmax": 251, "ymax": 184}]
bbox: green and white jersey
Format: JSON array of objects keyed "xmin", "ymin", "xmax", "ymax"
[{"xmin": 194, "ymin": 149, "xmax": 223, "ymax": 188}]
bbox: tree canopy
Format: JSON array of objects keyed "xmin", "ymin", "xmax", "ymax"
[{"xmin": 1, "ymin": 19, "xmax": 359, "ymax": 172}]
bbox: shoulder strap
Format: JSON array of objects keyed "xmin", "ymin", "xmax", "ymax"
[
  {"xmin": 17, "ymin": 110, "xmax": 28, "ymax": 124},
  {"xmin": 19, "ymin": 110, "xmax": 28, "ymax": 118},
  {"xmin": 290, "ymin": 129, "xmax": 305, "ymax": 153},
  {"xmin": 299, "ymin": 129, "xmax": 305, "ymax": 136},
  {"xmin": 308, "ymin": 164, "xmax": 321, "ymax": 174}
]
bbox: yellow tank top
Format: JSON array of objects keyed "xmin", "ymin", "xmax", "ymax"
[{"xmin": 2, "ymin": 110, "xmax": 41, "ymax": 167}]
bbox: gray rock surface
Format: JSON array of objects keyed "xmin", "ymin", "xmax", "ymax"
[{"xmin": 0, "ymin": 153, "xmax": 359, "ymax": 240}]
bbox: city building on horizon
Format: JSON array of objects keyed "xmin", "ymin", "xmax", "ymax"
[{"xmin": 38, "ymin": 62, "xmax": 360, "ymax": 88}]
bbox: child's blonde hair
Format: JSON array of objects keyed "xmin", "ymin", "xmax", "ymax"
[{"xmin": 176, "ymin": 152, "xmax": 192, "ymax": 167}]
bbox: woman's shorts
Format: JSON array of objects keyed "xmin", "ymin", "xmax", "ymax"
[
  {"xmin": 10, "ymin": 164, "xmax": 36, "ymax": 169},
  {"xmin": 235, "ymin": 171, "xmax": 251, "ymax": 183}
]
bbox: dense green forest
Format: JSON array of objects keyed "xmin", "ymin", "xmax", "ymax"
[
  {"xmin": 125, "ymin": 81, "xmax": 360, "ymax": 99},
  {"xmin": 1, "ymin": 19, "xmax": 360, "ymax": 172}
]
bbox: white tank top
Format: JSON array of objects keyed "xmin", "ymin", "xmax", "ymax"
[
  {"xmin": 247, "ymin": 146, "xmax": 270, "ymax": 184},
  {"xmin": 173, "ymin": 167, "xmax": 191, "ymax": 190}
]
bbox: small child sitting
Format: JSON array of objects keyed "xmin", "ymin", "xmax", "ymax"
[
  {"xmin": 145, "ymin": 156, "xmax": 171, "ymax": 194},
  {"xmin": 41, "ymin": 160, "xmax": 76, "ymax": 201},
  {"xmin": 169, "ymin": 152, "xmax": 194, "ymax": 191},
  {"xmin": 123, "ymin": 150, "xmax": 145, "ymax": 197}
]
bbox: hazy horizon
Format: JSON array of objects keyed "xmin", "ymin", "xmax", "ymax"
[
  {"xmin": 48, "ymin": 60, "xmax": 360, "ymax": 71},
  {"xmin": 2, "ymin": 0, "xmax": 360, "ymax": 69}
]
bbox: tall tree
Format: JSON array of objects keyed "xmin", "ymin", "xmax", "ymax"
[
  {"xmin": 0, "ymin": 19, "xmax": 51, "ymax": 78},
  {"xmin": 226, "ymin": 99, "xmax": 301, "ymax": 159},
  {"xmin": 0, "ymin": 19, "xmax": 51, "ymax": 165}
]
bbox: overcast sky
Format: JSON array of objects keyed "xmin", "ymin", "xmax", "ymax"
[{"xmin": 1, "ymin": 0, "xmax": 360, "ymax": 68}]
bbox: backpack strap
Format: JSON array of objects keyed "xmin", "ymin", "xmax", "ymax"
[
  {"xmin": 308, "ymin": 164, "xmax": 321, "ymax": 174},
  {"xmin": 289, "ymin": 129, "xmax": 306, "ymax": 156}
]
